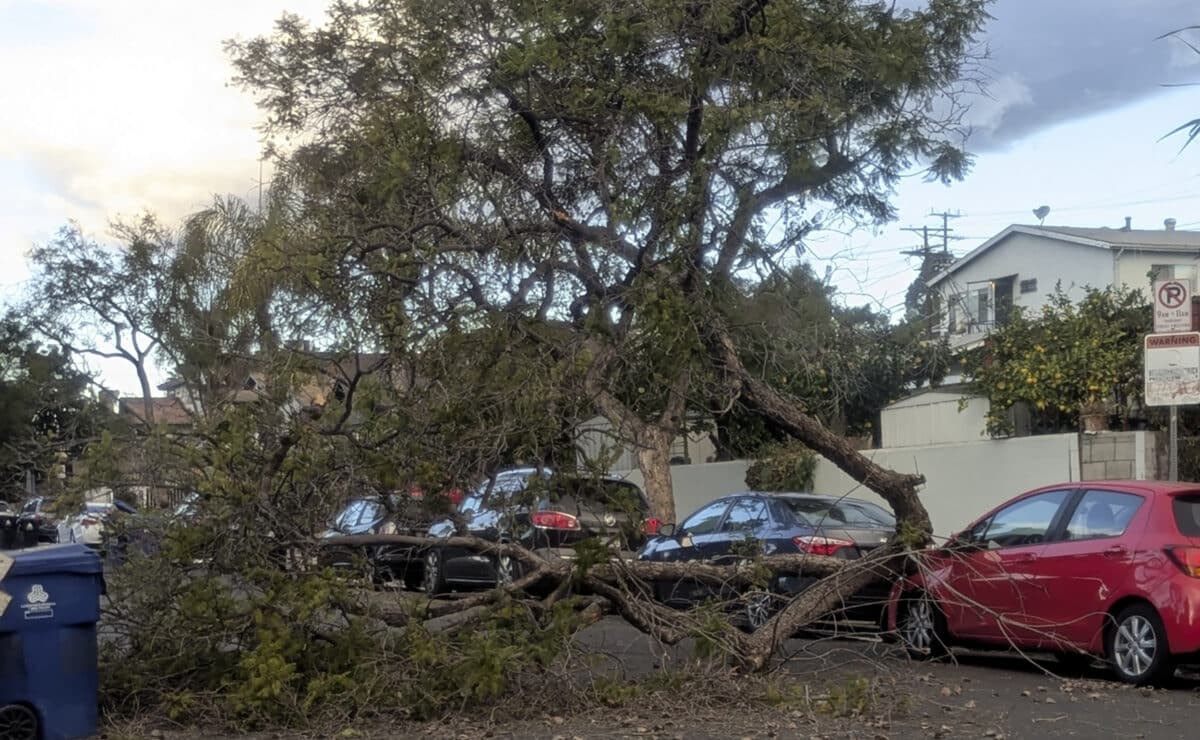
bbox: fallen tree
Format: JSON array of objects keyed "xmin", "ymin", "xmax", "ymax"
[{"xmin": 26, "ymin": 0, "xmax": 998, "ymax": 731}]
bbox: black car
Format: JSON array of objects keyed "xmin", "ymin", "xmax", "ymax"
[
  {"xmin": 422, "ymin": 468, "xmax": 651, "ymax": 594},
  {"xmin": 17, "ymin": 497, "xmax": 60, "ymax": 544},
  {"xmin": 638, "ymin": 492, "xmax": 895, "ymax": 630},
  {"xmin": 321, "ymin": 486, "xmax": 463, "ymax": 587}
]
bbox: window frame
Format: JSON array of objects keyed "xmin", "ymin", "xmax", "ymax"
[
  {"xmin": 968, "ymin": 489, "xmax": 1074, "ymax": 549},
  {"xmin": 1057, "ymin": 488, "xmax": 1146, "ymax": 542},
  {"xmin": 718, "ymin": 497, "xmax": 769, "ymax": 535},
  {"xmin": 680, "ymin": 499, "xmax": 733, "ymax": 536}
]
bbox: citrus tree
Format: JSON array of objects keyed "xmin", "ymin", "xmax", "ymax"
[{"xmin": 964, "ymin": 286, "xmax": 1150, "ymax": 435}]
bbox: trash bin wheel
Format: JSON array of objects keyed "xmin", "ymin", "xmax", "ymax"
[{"xmin": 0, "ymin": 703, "xmax": 39, "ymax": 740}]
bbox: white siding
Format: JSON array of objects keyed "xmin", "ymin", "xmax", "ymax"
[
  {"xmin": 880, "ymin": 392, "xmax": 989, "ymax": 447},
  {"xmin": 1113, "ymin": 249, "xmax": 1200, "ymax": 298},
  {"xmin": 933, "ymin": 232, "xmax": 1112, "ymax": 333}
]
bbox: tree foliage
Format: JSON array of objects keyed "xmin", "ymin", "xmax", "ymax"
[
  {"xmin": 963, "ymin": 286, "xmax": 1150, "ymax": 435},
  {"xmin": 225, "ymin": 0, "xmax": 988, "ymax": 520},
  {"xmin": 0, "ymin": 317, "xmax": 104, "ymax": 500},
  {"xmin": 24, "ymin": 0, "xmax": 997, "ymax": 730},
  {"xmin": 717, "ymin": 265, "xmax": 948, "ymax": 455}
]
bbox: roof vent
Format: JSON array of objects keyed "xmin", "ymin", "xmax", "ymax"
[
  {"xmin": 1166, "ymin": 218, "xmax": 1178, "ymax": 231},
  {"xmin": 1122, "ymin": 216, "xmax": 1132, "ymax": 231}
]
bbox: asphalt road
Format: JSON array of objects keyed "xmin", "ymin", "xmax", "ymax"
[{"xmin": 567, "ymin": 617, "xmax": 1200, "ymax": 740}]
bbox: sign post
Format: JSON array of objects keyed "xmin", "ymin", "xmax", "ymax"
[
  {"xmin": 1151, "ymin": 280, "xmax": 1195, "ymax": 481},
  {"xmin": 1144, "ymin": 331, "xmax": 1200, "ymax": 481}
]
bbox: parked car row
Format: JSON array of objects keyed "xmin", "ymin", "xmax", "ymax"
[
  {"xmin": 322, "ymin": 471, "xmax": 1200, "ymax": 686},
  {"xmin": 0, "ymin": 496, "xmax": 139, "ymax": 553},
  {"xmin": 320, "ymin": 467, "xmax": 890, "ymax": 631},
  {"xmin": 322, "ymin": 468, "xmax": 653, "ymax": 593}
]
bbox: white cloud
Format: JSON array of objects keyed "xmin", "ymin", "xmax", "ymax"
[
  {"xmin": 0, "ymin": 0, "xmax": 327, "ymax": 250},
  {"xmin": 963, "ymin": 74, "xmax": 1034, "ymax": 138}
]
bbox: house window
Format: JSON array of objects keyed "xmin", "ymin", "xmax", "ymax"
[
  {"xmin": 242, "ymin": 377, "xmax": 257, "ymax": 391},
  {"xmin": 1151, "ymin": 264, "xmax": 1198, "ymax": 289},
  {"xmin": 1019, "ymin": 278, "xmax": 1038, "ymax": 294},
  {"xmin": 965, "ymin": 281, "xmax": 993, "ymax": 329},
  {"xmin": 948, "ymin": 294, "xmax": 963, "ymax": 333}
]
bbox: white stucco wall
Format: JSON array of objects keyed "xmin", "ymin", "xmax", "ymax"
[
  {"xmin": 613, "ymin": 432, "xmax": 1083, "ymax": 537},
  {"xmin": 880, "ymin": 392, "xmax": 989, "ymax": 447},
  {"xmin": 933, "ymin": 232, "xmax": 1113, "ymax": 332}
]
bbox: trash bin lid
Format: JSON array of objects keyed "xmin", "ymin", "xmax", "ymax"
[{"xmin": 1, "ymin": 543, "xmax": 103, "ymax": 576}]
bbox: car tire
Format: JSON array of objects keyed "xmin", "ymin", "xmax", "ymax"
[
  {"xmin": 423, "ymin": 548, "xmax": 446, "ymax": 595},
  {"xmin": 0, "ymin": 702, "xmax": 39, "ymax": 740},
  {"xmin": 899, "ymin": 592, "xmax": 950, "ymax": 660},
  {"xmin": 740, "ymin": 590, "xmax": 783, "ymax": 633},
  {"xmin": 1107, "ymin": 603, "xmax": 1173, "ymax": 686},
  {"xmin": 494, "ymin": 552, "xmax": 520, "ymax": 588}
]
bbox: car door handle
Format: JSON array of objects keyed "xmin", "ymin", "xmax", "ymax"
[
  {"xmin": 1103, "ymin": 545, "xmax": 1128, "ymax": 558},
  {"xmin": 1009, "ymin": 552, "xmax": 1038, "ymax": 563}
]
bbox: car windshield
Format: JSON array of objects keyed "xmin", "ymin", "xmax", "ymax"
[{"xmin": 780, "ymin": 497, "xmax": 894, "ymax": 528}]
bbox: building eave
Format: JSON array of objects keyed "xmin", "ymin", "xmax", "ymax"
[{"xmin": 926, "ymin": 225, "xmax": 1112, "ymax": 289}]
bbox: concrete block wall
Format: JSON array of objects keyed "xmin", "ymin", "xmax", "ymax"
[{"xmin": 1078, "ymin": 431, "xmax": 1162, "ymax": 481}]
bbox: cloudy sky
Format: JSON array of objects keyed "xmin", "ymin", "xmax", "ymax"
[{"xmin": 1, "ymin": 0, "xmax": 1200, "ymax": 392}]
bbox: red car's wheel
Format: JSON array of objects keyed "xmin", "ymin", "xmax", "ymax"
[
  {"xmin": 1107, "ymin": 603, "xmax": 1173, "ymax": 686},
  {"xmin": 899, "ymin": 592, "xmax": 950, "ymax": 660}
]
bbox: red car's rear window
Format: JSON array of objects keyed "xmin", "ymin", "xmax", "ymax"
[{"xmin": 1172, "ymin": 494, "xmax": 1200, "ymax": 537}]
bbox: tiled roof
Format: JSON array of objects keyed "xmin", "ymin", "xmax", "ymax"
[{"xmin": 119, "ymin": 396, "xmax": 194, "ymax": 427}]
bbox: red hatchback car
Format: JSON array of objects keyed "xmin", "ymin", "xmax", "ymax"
[{"xmin": 887, "ymin": 481, "xmax": 1200, "ymax": 685}]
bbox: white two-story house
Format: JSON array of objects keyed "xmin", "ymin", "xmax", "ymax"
[
  {"xmin": 879, "ymin": 219, "xmax": 1200, "ymax": 448},
  {"xmin": 929, "ymin": 219, "xmax": 1200, "ymax": 352}
]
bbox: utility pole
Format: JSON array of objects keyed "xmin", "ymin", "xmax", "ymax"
[{"xmin": 901, "ymin": 210, "xmax": 965, "ymax": 332}]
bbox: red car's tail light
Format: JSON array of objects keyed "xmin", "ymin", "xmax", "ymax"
[
  {"xmin": 1166, "ymin": 546, "xmax": 1200, "ymax": 577},
  {"xmin": 80, "ymin": 518, "xmax": 99, "ymax": 527},
  {"xmin": 531, "ymin": 511, "xmax": 580, "ymax": 530},
  {"xmin": 643, "ymin": 517, "xmax": 662, "ymax": 535},
  {"xmin": 793, "ymin": 535, "xmax": 854, "ymax": 557}
]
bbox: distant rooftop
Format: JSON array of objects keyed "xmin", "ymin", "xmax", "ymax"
[
  {"xmin": 1033, "ymin": 225, "xmax": 1200, "ymax": 249},
  {"xmin": 929, "ymin": 223, "xmax": 1200, "ymax": 287}
]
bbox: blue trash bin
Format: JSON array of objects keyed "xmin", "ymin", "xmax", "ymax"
[{"xmin": 0, "ymin": 543, "xmax": 103, "ymax": 740}]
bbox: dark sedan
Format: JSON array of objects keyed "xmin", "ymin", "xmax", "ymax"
[
  {"xmin": 639, "ymin": 492, "xmax": 895, "ymax": 630},
  {"xmin": 423, "ymin": 468, "xmax": 652, "ymax": 594},
  {"xmin": 17, "ymin": 497, "xmax": 60, "ymax": 544},
  {"xmin": 321, "ymin": 486, "xmax": 463, "ymax": 587}
]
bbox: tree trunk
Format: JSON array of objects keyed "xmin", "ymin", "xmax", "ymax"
[
  {"xmin": 701, "ymin": 315, "xmax": 931, "ymax": 538},
  {"xmin": 135, "ymin": 363, "xmax": 155, "ymax": 426},
  {"xmin": 634, "ymin": 425, "xmax": 676, "ymax": 524}
]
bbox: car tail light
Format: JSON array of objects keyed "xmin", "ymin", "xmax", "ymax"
[
  {"xmin": 1166, "ymin": 546, "xmax": 1200, "ymax": 577},
  {"xmin": 532, "ymin": 511, "xmax": 580, "ymax": 530},
  {"xmin": 408, "ymin": 485, "xmax": 425, "ymax": 499},
  {"xmin": 793, "ymin": 535, "xmax": 854, "ymax": 557},
  {"xmin": 643, "ymin": 517, "xmax": 662, "ymax": 535},
  {"xmin": 81, "ymin": 518, "xmax": 99, "ymax": 527},
  {"xmin": 446, "ymin": 488, "xmax": 464, "ymax": 506}
]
